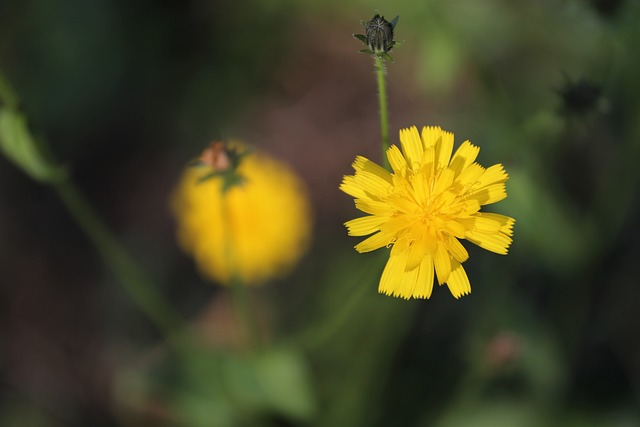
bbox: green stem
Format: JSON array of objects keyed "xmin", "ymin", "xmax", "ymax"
[
  {"xmin": 374, "ymin": 55, "xmax": 390, "ymax": 169},
  {"xmin": 230, "ymin": 276, "xmax": 261, "ymax": 351},
  {"xmin": 221, "ymin": 194, "xmax": 261, "ymax": 351},
  {"xmin": 53, "ymin": 179, "xmax": 186, "ymax": 342}
]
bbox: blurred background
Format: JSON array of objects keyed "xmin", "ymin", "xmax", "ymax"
[{"xmin": 1, "ymin": 0, "xmax": 640, "ymax": 425}]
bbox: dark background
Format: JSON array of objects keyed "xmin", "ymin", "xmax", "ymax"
[{"xmin": 1, "ymin": 0, "xmax": 639, "ymax": 426}]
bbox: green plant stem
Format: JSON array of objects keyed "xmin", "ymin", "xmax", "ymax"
[
  {"xmin": 221, "ymin": 196, "xmax": 261, "ymax": 351},
  {"xmin": 53, "ymin": 178, "xmax": 186, "ymax": 343},
  {"xmin": 374, "ymin": 55, "xmax": 390, "ymax": 169},
  {"xmin": 230, "ymin": 276, "xmax": 261, "ymax": 351}
]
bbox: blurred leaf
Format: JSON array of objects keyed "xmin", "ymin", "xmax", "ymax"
[
  {"xmin": 253, "ymin": 347, "xmax": 317, "ymax": 420},
  {"xmin": 0, "ymin": 72, "xmax": 64, "ymax": 183},
  {"xmin": 505, "ymin": 169, "xmax": 597, "ymax": 275},
  {"xmin": 433, "ymin": 400, "xmax": 544, "ymax": 427}
]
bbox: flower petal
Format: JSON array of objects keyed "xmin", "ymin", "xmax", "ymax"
[
  {"xmin": 467, "ymin": 183, "xmax": 507, "ymax": 205},
  {"xmin": 476, "ymin": 164, "xmax": 508, "ymax": 187},
  {"xmin": 444, "ymin": 235, "xmax": 469, "ymax": 263},
  {"xmin": 434, "ymin": 242, "xmax": 452, "ymax": 285},
  {"xmin": 435, "ymin": 129, "xmax": 454, "ymax": 172},
  {"xmin": 460, "ymin": 213, "xmax": 515, "ymax": 236},
  {"xmin": 465, "ymin": 229, "xmax": 513, "ymax": 255},
  {"xmin": 397, "ymin": 263, "xmax": 420, "ymax": 299},
  {"xmin": 413, "ymin": 253, "xmax": 435, "ymax": 299},
  {"xmin": 433, "ymin": 167, "xmax": 454, "ymax": 195},
  {"xmin": 455, "ymin": 163, "xmax": 485, "ymax": 187},
  {"xmin": 405, "ymin": 226, "xmax": 428, "ymax": 270},
  {"xmin": 339, "ymin": 175, "xmax": 366, "ymax": 199},
  {"xmin": 449, "ymin": 141, "xmax": 479, "ymax": 178},
  {"xmin": 379, "ymin": 253, "xmax": 405, "ymax": 296},
  {"xmin": 344, "ymin": 215, "xmax": 386, "ymax": 236},
  {"xmin": 446, "ymin": 260, "xmax": 471, "ymax": 299},
  {"xmin": 355, "ymin": 198, "xmax": 393, "ymax": 215},
  {"xmin": 421, "ymin": 126, "xmax": 442, "ymax": 149},
  {"xmin": 387, "ymin": 145, "xmax": 407, "ymax": 174},
  {"xmin": 400, "ymin": 126, "xmax": 424, "ymax": 169},
  {"xmin": 355, "ymin": 231, "xmax": 393, "ymax": 253},
  {"xmin": 354, "ymin": 156, "xmax": 393, "ymax": 183}
]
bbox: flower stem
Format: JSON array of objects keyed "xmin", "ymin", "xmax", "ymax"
[
  {"xmin": 374, "ymin": 55, "xmax": 390, "ymax": 169},
  {"xmin": 221, "ymin": 196, "xmax": 261, "ymax": 351},
  {"xmin": 53, "ymin": 178, "xmax": 186, "ymax": 342},
  {"xmin": 230, "ymin": 276, "xmax": 261, "ymax": 351}
]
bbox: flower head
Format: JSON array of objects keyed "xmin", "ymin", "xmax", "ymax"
[
  {"xmin": 354, "ymin": 13, "xmax": 399, "ymax": 59},
  {"xmin": 172, "ymin": 141, "xmax": 312, "ymax": 286},
  {"xmin": 340, "ymin": 126, "xmax": 515, "ymax": 299}
]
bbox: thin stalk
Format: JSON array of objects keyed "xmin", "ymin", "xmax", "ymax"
[
  {"xmin": 374, "ymin": 55, "xmax": 390, "ymax": 169},
  {"xmin": 230, "ymin": 276, "xmax": 261, "ymax": 351},
  {"xmin": 53, "ymin": 179, "xmax": 186, "ymax": 343},
  {"xmin": 221, "ymin": 194, "xmax": 261, "ymax": 351}
]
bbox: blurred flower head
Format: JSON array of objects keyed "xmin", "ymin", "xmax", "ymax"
[
  {"xmin": 341, "ymin": 126, "xmax": 515, "ymax": 299},
  {"xmin": 172, "ymin": 141, "xmax": 312, "ymax": 286}
]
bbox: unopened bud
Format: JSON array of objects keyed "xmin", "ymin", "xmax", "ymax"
[{"xmin": 364, "ymin": 14, "xmax": 396, "ymax": 54}]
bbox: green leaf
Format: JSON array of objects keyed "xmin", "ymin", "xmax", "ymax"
[
  {"xmin": 0, "ymin": 108, "xmax": 64, "ymax": 183},
  {"xmin": 253, "ymin": 348, "xmax": 316, "ymax": 421},
  {"xmin": 389, "ymin": 15, "xmax": 400, "ymax": 29},
  {"xmin": 353, "ymin": 33, "xmax": 367, "ymax": 43}
]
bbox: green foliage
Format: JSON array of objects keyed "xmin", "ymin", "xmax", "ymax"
[{"xmin": 0, "ymin": 74, "xmax": 64, "ymax": 183}]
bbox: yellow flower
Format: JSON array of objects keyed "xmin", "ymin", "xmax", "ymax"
[
  {"xmin": 172, "ymin": 141, "xmax": 312, "ymax": 286},
  {"xmin": 340, "ymin": 126, "xmax": 515, "ymax": 299}
]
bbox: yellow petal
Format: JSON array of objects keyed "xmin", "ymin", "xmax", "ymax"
[
  {"xmin": 446, "ymin": 260, "xmax": 471, "ymax": 299},
  {"xmin": 455, "ymin": 163, "xmax": 485, "ymax": 187},
  {"xmin": 480, "ymin": 213, "xmax": 515, "ymax": 236},
  {"xmin": 421, "ymin": 146, "xmax": 436, "ymax": 178},
  {"xmin": 381, "ymin": 214, "xmax": 415, "ymax": 235},
  {"xmin": 387, "ymin": 145, "xmax": 407, "ymax": 174},
  {"xmin": 386, "ymin": 193, "xmax": 419, "ymax": 213},
  {"xmin": 400, "ymin": 126, "xmax": 424, "ymax": 169},
  {"xmin": 435, "ymin": 129, "xmax": 454, "ymax": 172},
  {"xmin": 421, "ymin": 126, "xmax": 442, "ymax": 149},
  {"xmin": 352, "ymin": 170, "xmax": 393, "ymax": 196},
  {"xmin": 344, "ymin": 215, "xmax": 386, "ymax": 236},
  {"xmin": 465, "ymin": 229, "xmax": 513, "ymax": 255},
  {"xmin": 405, "ymin": 226, "xmax": 428, "ymax": 270},
  {"xmin": 355, "ymin": 156, "xmax": 393, "ymax": 184},
  {"xmin": 433, "ymin": 167, "xmax": 455, "ymax": 195},
  {"xmin": 443, "ymin": 219, "xmax": 467, "ymax": 238},
  {"xmin": 355, "ymin": 198, "xmax": 393, "ymax": 216},
  {"xmin": 434, "ymin": 242, "xmax": 452, "ymax": 285},
  {"xmin": 339, "ymin": 175, "xmax": 366, "ymax": 199},
  {"xmin": 411, "ymin": 168, "xmax": 431, "ymax": 205},
  {"xmin": 355, "ymin": 231, "xmax": 393, "ymax": 253},
  {"xmin": 413, "ymin": 253, "xmax": 434, "ymax": 299},
  {"xmin": 379, "ymin": 253, "xmax": 405, "ymax": 296},
  {"xmin": 449, "ymin": 198, "xmax": 481, "ymax": 216},
  {"xmin": 397, "ymin": 263, "xmax": 420, "ymax": 299},
  {"xmin": 467, "ymin": 183, "xmax": 507, "ymax": 205},
  {"xmin": 444, "ymin": 235, "xmax": 469, "ymax": 263},
  {"xmin": 462, "ymin": 213, "xmax": 515, "ymax": 236},
  {"xmin": 476, "ymin": 164, "xmax": 508, "ymax": 187},
  {"xmin": 449, "ymin": 141, "xmax": 479, "ymax": 178}
]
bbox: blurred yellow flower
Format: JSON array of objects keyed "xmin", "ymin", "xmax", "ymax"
[
  {"xmin": 340, "ymin": 126, "xmax": 515, "ymax": 299},
  {"xmin": 172, "ymin": 141, "xmax": 312, "ymax": 286}
]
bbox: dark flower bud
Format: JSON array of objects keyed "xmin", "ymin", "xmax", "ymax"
[
  {"xmin": 354, "ymin": 13, "xmax": 399, "ymax": 58},
  {"xmin": 365, "ymin": 14, "xmax": 395, "ymax": 53},
  {"xmin": 557, "ymin": 76, "xmax": 605, "ymax": 116}
]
